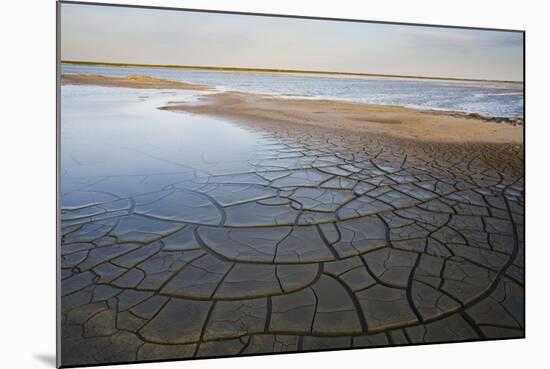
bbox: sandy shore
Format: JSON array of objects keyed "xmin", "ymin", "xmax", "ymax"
[
  {"xmin": 62, "ymin": 74, "xmax": 523, "ymax": 144},
  {"xmin": 61, "ymin": 73, "xmax": 212, "ymax": 91},
  {"xmin": 164, "ymin": 92, "xmax": 523, "ymax": 144}
]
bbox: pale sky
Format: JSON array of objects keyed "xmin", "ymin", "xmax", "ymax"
[{"xmin": 60, "ymin": 3, "xmax": 524, "ymax": 81}]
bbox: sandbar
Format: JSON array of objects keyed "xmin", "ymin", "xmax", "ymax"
[
  {"xmin": 61, "ymin": 73, "xmax": 212, "ymax": 91},
  {"xmin": 62, "ymin": 73, "xmax": 523, "ymax": 144},
  {"xmin": 163, "ymin": 92, "xmax": 523, "ymax": 144}
]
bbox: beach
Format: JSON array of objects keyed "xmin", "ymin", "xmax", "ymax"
[
  {"xmin": 60, "ymin": 71, "xmax": 524, "ymax": 366},
  {"xmin": 62, "ymin": 73, "xmax": 213, "ymax": 90},
  {"xmin": 62, "ymin": 73, "xmax": 523, "ymax": 144},
  {"xmin": 162, "ymin": 90, "xmax": 523, "ymax": 144}
]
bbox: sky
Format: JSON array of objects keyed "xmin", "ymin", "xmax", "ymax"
[{"xmin": 60, "ymin": 3, "xmax": 524, "ymax": 81}]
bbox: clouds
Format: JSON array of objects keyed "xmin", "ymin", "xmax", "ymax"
[
  {"xmin": 60, "ymin": 3, "xmax": 524, "ymax": 81},
  {"xmin": 402, "ymin": 28, "xmax": 484, "ymax": 46},
  {"xmin": 395, "ymin": 26, "xmax": 522, "ymax": 50}
]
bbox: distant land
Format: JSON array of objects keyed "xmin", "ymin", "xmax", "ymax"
[{"xmin": 61, "ymin": 60, "xmax": 524, "ymax": 84}]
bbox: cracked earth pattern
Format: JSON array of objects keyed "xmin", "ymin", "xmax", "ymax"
[{"xmin": 61, "ymin": 121, "xmax": 524, "ymax": 366}]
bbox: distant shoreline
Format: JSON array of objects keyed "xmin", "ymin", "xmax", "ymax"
[{"xmin": 61, "ymin": 60, "xmax": 524, "ymax": 84}]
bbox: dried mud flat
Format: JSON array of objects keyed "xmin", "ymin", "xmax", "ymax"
[{"xmin": 60, "ymin": 83, "xmax": 524, "ymax": 366}]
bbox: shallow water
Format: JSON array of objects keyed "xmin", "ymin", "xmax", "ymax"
[
  {"xmin": 61, "ymin": 85, "xmax": 262, "ymax": 179},
  {"xmin": 62, "ymin": 64, "xmax": 524, "ymax": 118}
]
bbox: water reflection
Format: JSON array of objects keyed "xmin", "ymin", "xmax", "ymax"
[{"xmin": 61, "ymin": 86, "xmax": 261, "ymax": 183}]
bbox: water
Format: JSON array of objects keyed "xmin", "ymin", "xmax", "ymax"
[
  {"xmin": 62, "ymin": 64, "xmax": 524, "ymax": 118},
  {"xmin": 61, "ymin": 85, "xmax": 262, "ymax": 187}
]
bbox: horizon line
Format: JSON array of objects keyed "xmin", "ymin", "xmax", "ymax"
[{"xmin": 60, "ymin": 60, "xmax": 524, "ymax": 84}]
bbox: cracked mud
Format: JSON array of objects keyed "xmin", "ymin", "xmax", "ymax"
[{"xmin": 60, "ymin": 88, "xmax": 524, "ymax": 366}]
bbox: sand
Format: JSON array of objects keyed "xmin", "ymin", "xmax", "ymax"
[
  {"xmin": 62, "ymin": 74, "xmax": 523, "ymax": 144},
  {"xmin": 61, "ymin": 74, "xmax": 212, "ymax": 91},
  {"xmin": 163, "ymin": 92, "xmax": 523, "ymax": 144}
]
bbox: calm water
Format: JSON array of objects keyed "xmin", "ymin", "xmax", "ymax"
[
  {"xmin": 60, "ymin": 85, "xmax": 263, "ymax": 196},
  {"xmin": 62, "ymin": 64, "xmax": 524, "ymax": 118}
]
